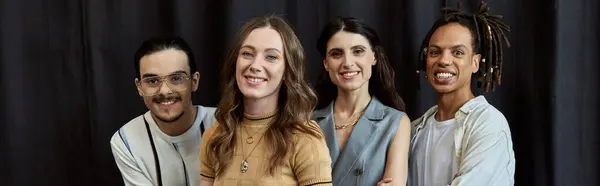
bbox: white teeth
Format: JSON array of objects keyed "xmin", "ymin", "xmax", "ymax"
[
  {"xmin": 343, "ymin": 72, "xmax": 358, "ymax": 77},
  {"xmin": 160, "ymin": 100, "xmax": 175, "ymax": 105},
  {"xmin": 436, "ymin": 72, "xmax": 454, "ymax": 78},
  {"xmin": 248, "ymin": 77, "xmax": 265, "ymax": 82}
]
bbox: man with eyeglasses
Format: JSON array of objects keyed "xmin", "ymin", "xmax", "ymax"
[{"xmin": 110, "ymin": 36, "xmax": 216, "ymax": 186}]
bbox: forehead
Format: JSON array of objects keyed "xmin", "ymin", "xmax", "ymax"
[
  {"xmin": 327, "ymin": 31, "xmax": 371, "ymax": 49},
  {"xmin": 429, "ymin": 23, "xmax": 473, "ymax": 49},
  {"xmin": 139, "ymin": 49, "xmax": 189, "ymax": 75},
  {"xmin": 242, "ymin": 27, "xmax": 283, "ymax": 51}
]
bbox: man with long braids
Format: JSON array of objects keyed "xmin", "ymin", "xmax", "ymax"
[{"xmin": 409, "ymin": 1, "xmax": 515, "ymax": 185}]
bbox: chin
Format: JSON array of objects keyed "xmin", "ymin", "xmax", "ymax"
[
  {"xmin": 242, "ymin": 93, "xmax": 265, "ymax": 99},
  {"xmin": 239, "ymin": 89, "xmax": 264, "ymax": 99},
  {"xmin": 151, "ymin": 110, "xmax": 184, "ymax": 123},
  {"xmin": 431, "ymin": 84, "xmax": 458, "ymax": 94},
  {"xmin": 150, "ymin": 104, "xmax": 185, "ymax": 121},
  {"xmin": 338, "ymin": 81, "xmax": 365, "ymax": 92},
  {"xmin": 241, "ymin": 86, "xmax": 281, "ymax": 101}
]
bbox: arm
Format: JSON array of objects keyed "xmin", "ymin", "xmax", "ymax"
[
  {"xmin": 200, "ymin": 180, "xmax": 214, "ymax": 186},
  {"xmin": 292, "ymin": 133, "xmax": 333, "ymax": 186},
  {"xmin": 199, "ymin": 124, "xmax": 217, "ymax": 186},
  {"xmin": 450, "ymin": 117, "xmax": 515, "ymax": 186},
  {"xmin": 109, "ymin": 134, "xmax": 154, "ymax": 186},
  {"xmin": 378, "ymin": 115, "xmax": 411, "ymax": 186},
  {"xmin": 202, "ymin": 106, "xmax": 217, "ymax": 129}
]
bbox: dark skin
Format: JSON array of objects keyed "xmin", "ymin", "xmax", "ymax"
[{"xmin": 425, "ymin": 23, "xmax": 481, "ymax": 121}]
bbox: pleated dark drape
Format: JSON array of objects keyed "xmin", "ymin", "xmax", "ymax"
[{"xmin": 1, "ymin": 0, "xmax": 598, "ymax": 185}]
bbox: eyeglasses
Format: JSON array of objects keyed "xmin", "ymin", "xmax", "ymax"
[{"xmin": 137, "ymin": 73, "xmax": 191, "ymax": 96}]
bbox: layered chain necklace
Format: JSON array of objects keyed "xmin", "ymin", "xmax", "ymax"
[
  {"xmin": 334, "ymin": 107, "xmax": 367, "ymax": 130},
  {"xmin": 239, "ymin": 110, "xmax": 276, "ymax": 173}
]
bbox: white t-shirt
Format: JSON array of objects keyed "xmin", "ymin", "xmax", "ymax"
[
  {"xmin": 410, "ymin": 113, "xmax": 458, "ymax": 186},
  {"xmin": 110, "ymin": 105, "xmax": 216, "ymax": 186}
]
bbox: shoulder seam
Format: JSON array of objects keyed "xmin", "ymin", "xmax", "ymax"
[{"xmin": 118, "ymin": 127, "xmax": 135, "ymax": 159}]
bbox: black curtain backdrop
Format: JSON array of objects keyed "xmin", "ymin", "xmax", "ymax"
[{"xmin": 1, "ymin": 0, "xmax": 598, "ymax": 185}]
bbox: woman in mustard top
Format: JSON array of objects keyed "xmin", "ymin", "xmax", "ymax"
[{"xmin": 199, "ymin": 15, "xmax": 333, "ymax": 186}]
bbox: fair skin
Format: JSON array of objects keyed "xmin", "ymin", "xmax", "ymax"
[
  {"xmin": 135, "ymin": 49, "xmax": 200, "ymax": 136},
  {"xmin": 200, "ymin": 27, "xmax": 285, "ymax": 186},
  {"xmin": 324, "ymin": 31, "xmax": 411, "ymax": 186},
  {"xmin": 425, "ymin": 23, "xmax": 481, "ymax": 121}
]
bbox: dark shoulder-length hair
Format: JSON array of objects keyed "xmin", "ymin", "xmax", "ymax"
[
  {"xmin": 207, "ymin": 15, "xmax": 321, "ymax": 176},
  {"xmin": 315, "ymin": 17, "xmax": 405, "ymax": 111}
]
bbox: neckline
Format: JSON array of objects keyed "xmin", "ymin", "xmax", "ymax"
[
  {"xmin": 145, "ymin": 105, "xmax": 204, "ymax": 143},
  {"xmin": 243, "ymin": 109, "xmax": 277, "ymax": 121}
]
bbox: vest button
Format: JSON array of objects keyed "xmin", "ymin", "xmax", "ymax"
[{"xmin": 354, "ymin": 168, "xmax": 363, "ymax": 176}]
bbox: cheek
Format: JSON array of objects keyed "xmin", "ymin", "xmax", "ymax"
[
  {"xmin": 459, "ymin": 60, "xmax": 474, "ymax": 74},
  {"xmin": 143, "ymin": 97, "xmax": 153, "ymax": 104},
  {"xmin": 325, "ymin": 58, "xmax": 342, "ymax": 70},
  {"xmin": 425, "ymin": 59, "xmax": 435, "ymax": 72},
  {"xmin": 271, "ymin": 63, "xmax": 285, "ymax": 81},
  {"xmin": 363, "ymin": 66, "xmax": 374, "ymax": 81},
  {"xmin": 325, "ymin": 59, "xmax": 341, "ymax": 78},
  {"xmin": 235, "ymin": 58, "xmax": 246, "ymax": 74},
  {"xmin": 180, "ymin": 90, "xmax": 191, "ymax": 99}
]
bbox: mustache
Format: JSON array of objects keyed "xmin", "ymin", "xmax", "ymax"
[{"xmin": 152, "ymin": 95, "xmax": 182, "ymax": 102}]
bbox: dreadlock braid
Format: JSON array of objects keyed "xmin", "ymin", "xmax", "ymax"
[{"xmin": 417, "ymin": 1, "xmax": 510, "ymax": 92}]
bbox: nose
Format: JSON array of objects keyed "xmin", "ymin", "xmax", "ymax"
[
  {"xmin": 342, "ymin": 53, "xmax": 356, "ymax": 69},
  {"xmin": 157, "ymin": 78, "xmax": 173, "ymax": 95},
  {"xmin": 249, "ymin": 55, "xmax": 264, "ymax": 73},
  {"xmin": 438, "ymin": 51, "xmax": 453, "ymax": 66}
]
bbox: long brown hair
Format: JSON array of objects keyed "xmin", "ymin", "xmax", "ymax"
[{"xmin": 207, "ymin": 15, "xmax": 322, "ymax": 176}]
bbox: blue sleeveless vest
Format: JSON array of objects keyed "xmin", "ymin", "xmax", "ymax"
[{"xmin": 312, "ymin": 97, "xmax": 405, "ymax": 186}]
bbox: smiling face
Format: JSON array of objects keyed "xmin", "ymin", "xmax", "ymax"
[
  {"xmin": 135, "ymin": 49, "xmax": 199, "ymax": 123},
  {"xmin": 426, "ymin": 23, "xmax": 480, "ymax": 94},
  {"xmin": 323, "ymin": 31, "xmax": 376, "ymax": 92},
  {"xmin": 235, "ymin": 27, "xmax": 286, "ymax": 101}
]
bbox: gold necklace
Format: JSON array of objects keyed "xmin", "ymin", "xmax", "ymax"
[
  {"xmin": 240, "ymin": 128, "xmax": 265, "ymax": 173},
  {"xmin": 242, "ymin": 125, "xmax": 266, "ymax": 144},
  {"xmin": 334, "ymin": 110, "xmax": 365, "ymax": 130}
]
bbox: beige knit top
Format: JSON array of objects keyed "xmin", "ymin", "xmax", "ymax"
[{"xmin": 199, "ymin": 111, "xmax": 333, "ymax": 186}]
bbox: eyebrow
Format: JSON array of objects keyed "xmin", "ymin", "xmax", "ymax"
[
  {"xmin": 429, "ymin": 44, "xmax": 468, "ymax": 49},
  {"xmin": 141, "ymin": 74, "xmax": 158, "ymax": 78},
  {"xmin": 327, "ymin": 48, "xmax": 342, "ymax": 55},
  {"xmin": 241, "ymin": 45, "xmax": 282, "ymax": 54},
  {"xmin": 141, "ymin": 70, "xmax": 188, "ymax": 78},
  {"xmin": 327, "ymin": 45, "xmax": 367, "ymax": 54},
  {"xmin": 351, "ymin": 45, "xmax": 367, "ymax": 50}
]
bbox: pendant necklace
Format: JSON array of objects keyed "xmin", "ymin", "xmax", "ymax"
[
  {"xmin": 240, "ymin": 128, "xmax": 265, "ymax": 173},
  {"xmin": 242, "ymin": 126, "xmax": 266, "ymax": 144}
]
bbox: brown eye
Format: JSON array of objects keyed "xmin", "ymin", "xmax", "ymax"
[
  {"xmin": 143, "ymin": 77, "xmax": 160, "ymax": 86},
  {"xmin": 330, "ymin": 51, "xmax": 342, "ymax": 58},
  {"xmin": 353, "ymin": 49, "xmax": 365, "ymax": 55},
  {"xmin": 428, "ymin": 50, "xmax": 440, "ymax": 56},
  {"xmin": 454, "ymin": 50, "xmax": 465, "ymax": 56},
  {"xmin": 171, "ymin": 74, "xmax": 184, "ymax": 81}
]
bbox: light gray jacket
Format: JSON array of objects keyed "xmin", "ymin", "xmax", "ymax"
[{"xmin": 410, "ymin": 96, "xmax": 515, "ymax": 186}]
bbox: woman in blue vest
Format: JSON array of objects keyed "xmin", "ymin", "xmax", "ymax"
[{"xmin": 312, "ymin": 17, "xmax": 411, "ymax": 186}]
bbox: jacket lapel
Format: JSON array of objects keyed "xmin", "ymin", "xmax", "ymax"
[
  {"xmin": 312, "ymin": 102, "xmax": 341, "ymax": 167},
  {"xmin": 331, "ymin": 97, "xmax": 384, "ymax": 183}
]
